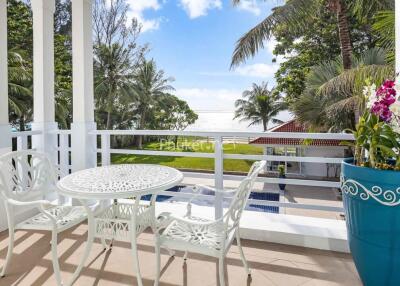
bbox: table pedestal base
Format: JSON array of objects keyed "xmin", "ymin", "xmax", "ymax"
[{"xmin": 67, "ymin": 198, "xmax": 156, "ymax": 286}]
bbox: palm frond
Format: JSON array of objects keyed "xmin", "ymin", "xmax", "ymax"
[
  {"xmin": 230, "ymin": 0, "xmax": 317, "ymax": 67},
  {"xmin": 352, "ymin": 0, "xmax": 394, "ymax": 20},
  {"xmin": 291, "ymin": 91, "xmax": 328, "ymax": 131},
  {"xmin": 373, "ymin": 10, "xmax": 395, "ymax": 63},
  {"xmin": 318, "ymin": 64, "xmax": 394, "ymax": 99},
  {"xmin": 325, "ymin": 96, "xmax": 357, "ymax": 115}
]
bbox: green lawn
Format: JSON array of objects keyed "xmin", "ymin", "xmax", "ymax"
[{"xmin": 111, "ymin": 139, "xmax": 263, "ymax": 173}]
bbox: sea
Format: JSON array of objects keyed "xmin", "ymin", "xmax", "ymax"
[{"xmin": 186, "ymin": 110, "xmax": 292, "ymax": 132}]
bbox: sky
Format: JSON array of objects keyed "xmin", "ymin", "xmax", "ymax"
[{"xmin": 125, "ymin": 0, "xmax": 291, "ymax": 130}]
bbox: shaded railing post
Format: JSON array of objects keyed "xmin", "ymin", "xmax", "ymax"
[
  {"xmin": 58, "ymin": 132, "xmax": 70, "ymax": 204},
  {"xmin": 101, "ymin": 133, "xmax": 111, "ymax": 166},
  {"xmin": 16, "ymin": 134, "xmax": 28, "ymax": 151},
  {"xmin": 214, "ymin": 136, "xmax": 224, "ymax": 219},
  {"xmin": 16, "ymin": 134, "xmax": 29, "ymax": 192},
  {"xmin": 100, "ymin": 132, "xmax": 112, "ymax": 208},
  {"xmin": 59, "ymin": 132, "xmax": 70, "ymax": 177}
]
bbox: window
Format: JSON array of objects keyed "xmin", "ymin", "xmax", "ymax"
[{"xmin": 266, "ymin": 147, "xmax": 302, "ymax": 174}]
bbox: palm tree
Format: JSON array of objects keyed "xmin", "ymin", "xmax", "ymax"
[
  {"xmin": 132, "ymin": 59, "xmax": 174, "ymax": 148},
  {"xmin": 292, "ymin": 48, "xmax": 394, "ymax": 131},
  {"xmin": 8, "ymin": 49, "xmax": 32, "ymax": 130},
  {"xmin": 230, "ymin": 0, "xmax": 393, "ymax": 70},
  {"xmin": 234, "ymin": 82, "xmax": 286, "ymax": 131},
  {"xmin": 9, "ymin": 49, "xmax": 72, "ymax": 130},
  {"xmin": 94, "ymin": 43, "xmax": 135, "ymax": 129}
]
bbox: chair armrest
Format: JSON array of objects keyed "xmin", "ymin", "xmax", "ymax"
[
  {"xmin": 6, "ymin": 198, "xmax": 59, "ymax": 225},
  {"xmin": 185, "ymin": 185, "xmax": 237, "ymax": 217},
  {"xmin": 194, "ymin": 184, "xmax": 237, "ymax": 195},
  {"xmin": 166, "ymin": 213, "xmax": 224, "ymax": 227},
  {"xmin": 6, "ymin": 198, "xmax": 55, "ymax": 209}
]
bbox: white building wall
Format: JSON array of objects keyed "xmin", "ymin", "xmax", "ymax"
[{"xmin": 303, "ymin": 147, "xmax": 346, "ymax": 178}]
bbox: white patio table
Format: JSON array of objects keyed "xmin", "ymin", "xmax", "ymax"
[{"xmin": 57, "ymin": 164, "xmax": 183, "ymax": 286}]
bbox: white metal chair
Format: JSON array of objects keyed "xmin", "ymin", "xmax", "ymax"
[
  {"xmin": 154, "ymin": 160, "xmax": 266, "ymax": 286},
  {"xmin": 0, "ymin": 151, "xmax": 87, "ymax": 286}
]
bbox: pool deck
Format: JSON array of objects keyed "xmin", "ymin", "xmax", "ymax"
[{"xmin": 181, "ymin": 176, "xmax": 343, "ymax": 220}]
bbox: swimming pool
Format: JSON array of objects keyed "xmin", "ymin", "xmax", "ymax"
[
  {"xmin": 141, "ymin": 185, "xmax": 182, "ymax": 202},
  {"xmin": 142, "ymin": 185, "xmax": 279, "ymax": 214}
]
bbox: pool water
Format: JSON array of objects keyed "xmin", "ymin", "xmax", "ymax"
[
  {"xmin": 141, "ymin": 185, "xmax": 181, "ymax": 202},
  {"xmin": 142, "ymin": 185, "xmax": 280, "ymax": 214},
  {"xmin": 248, "ymin": 192, "xmax": 279, "ymax": 213}
]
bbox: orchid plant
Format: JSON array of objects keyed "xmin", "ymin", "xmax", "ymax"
[{"xmin": 346, "ymin": 79, "xmax": 400, "ymax": 170}]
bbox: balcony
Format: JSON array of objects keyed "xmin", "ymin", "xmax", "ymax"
[
  {"xmin": 0, "ymin": 129, "xmax": 361, "ymax": 285},
  {"xmin": 4, "ymin": 0, "xmax": 399, "ymax": 284}
]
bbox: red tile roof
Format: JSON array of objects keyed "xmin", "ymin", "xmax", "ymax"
[{"xmin": 249, "ymin": 120, "xmax": 344, "ymax": 147}]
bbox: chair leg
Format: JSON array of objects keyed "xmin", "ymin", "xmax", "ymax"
[
  {"xmin": 236, "ymin": 231, "xmax": 251, "ymax": 276},
  {"xmin": 154, "ymin": 235, "xmax": 161, "ymax": 286},
  {"xmin": 101, "ymin": 237, "xmax": 107, "ymax": 250},
  {"xmin": 51, "ymin": 230, "xmax": 63, "ymax": 286},
  {"xmin": 218, "ymin": 257, "xmax": 225, "ymax": 286},
  {"xmin": 0, "ymin": 226, "xmax": 15, "ymax": 277},
  {"xmin": 167, "ymin": 248, "xmax": 175, "ymax": 257},
  {"xmin": 101, "ymin": 237, "xmax": 113, "ymax": 250},
  {"xmin": 183, "ymin": 251, "xmax": 188, "ymax": 261},
  {"xmin": 130, "ymin": 197, "xmax": 144, "ymax": 286}
]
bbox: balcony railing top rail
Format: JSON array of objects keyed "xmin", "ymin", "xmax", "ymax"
[{"xmin": 91, "ymin": 129, "xmax": 355, "ymax": 140}]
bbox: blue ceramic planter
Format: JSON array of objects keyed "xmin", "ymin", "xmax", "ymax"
[{"xmin": 341, "ymin": 159, "xmax": 400, "ymax": 286}]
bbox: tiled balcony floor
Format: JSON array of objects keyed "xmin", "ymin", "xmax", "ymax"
[{"xmin": 0, "ymin": 223, "xmax": 361, "ymax": 286}]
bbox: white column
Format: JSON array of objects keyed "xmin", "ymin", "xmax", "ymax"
[
  {"xmin": 31, "ymin": 0, "xmax": 58, "ymax": 159},
  {"xmin": 71, "ymin": 0, "xmax": 96, "ymax": 172},
  {"xmin": 0, "ymin": 0, "xmax": 11, "ymax": 156},
  {"xmin": 0, "ymin": 0, "xmax": 11, "ymax": 232},
  {"xmin": 396, "ymin": 0, "xmax": 400, "ymax": 82}
]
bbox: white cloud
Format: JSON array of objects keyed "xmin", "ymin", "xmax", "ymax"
[
  {"xmin": 266, "ymin": 37, "xmax": 277, "ymax": 54},
  {"xmin": 266, "ymin": 37, "xmax": 286, "ymax": 64},
  {"xmin": 126, "ymin": 0, "xmax": 163, "ymax": 32},
  {"xmin": 236, "ymin": 0, "xmax": 261, "ymax": 16},
  {"xmin": 235, "ymin": 63, "xmax": 279, "ymax": 78},
  {"xmin": 266, "ymin": 36, "xmax": 303, "ymax": 64},
  {"xmin": 179, "ymin": 0, "xmax": 222, "ymax": 19}
]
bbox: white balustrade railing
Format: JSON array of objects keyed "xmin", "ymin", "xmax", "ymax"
[
  {"xmin": 89, "ymin": 130, "xmax": 354, "ymax": 216},
  {"xmin": 55, "ymin": 130, "xmax": 71, "ymax": 178},
  {"xmin": 3, "ymin": 129, "xmax": 353, "ymax": 251},
  {"xmin": 11, "ymin": 129, "xmax": 354, "ymax": 215},
  {"xmin": 11, "ymin": 130, "xmax": 41, "ymax": 151}
]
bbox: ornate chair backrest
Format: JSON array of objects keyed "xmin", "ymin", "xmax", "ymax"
[
  {"xmin": 0, "ymin": 151, "xmax": 57, "ymax": 203},
  {"xmin": 223, "ymin": 160, "xmax": 266, "ymax": 234}
]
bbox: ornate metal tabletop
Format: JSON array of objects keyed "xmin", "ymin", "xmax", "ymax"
[{"xmin": 57, "ymin": 164, "xmax": 183, "ymax": 199}]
